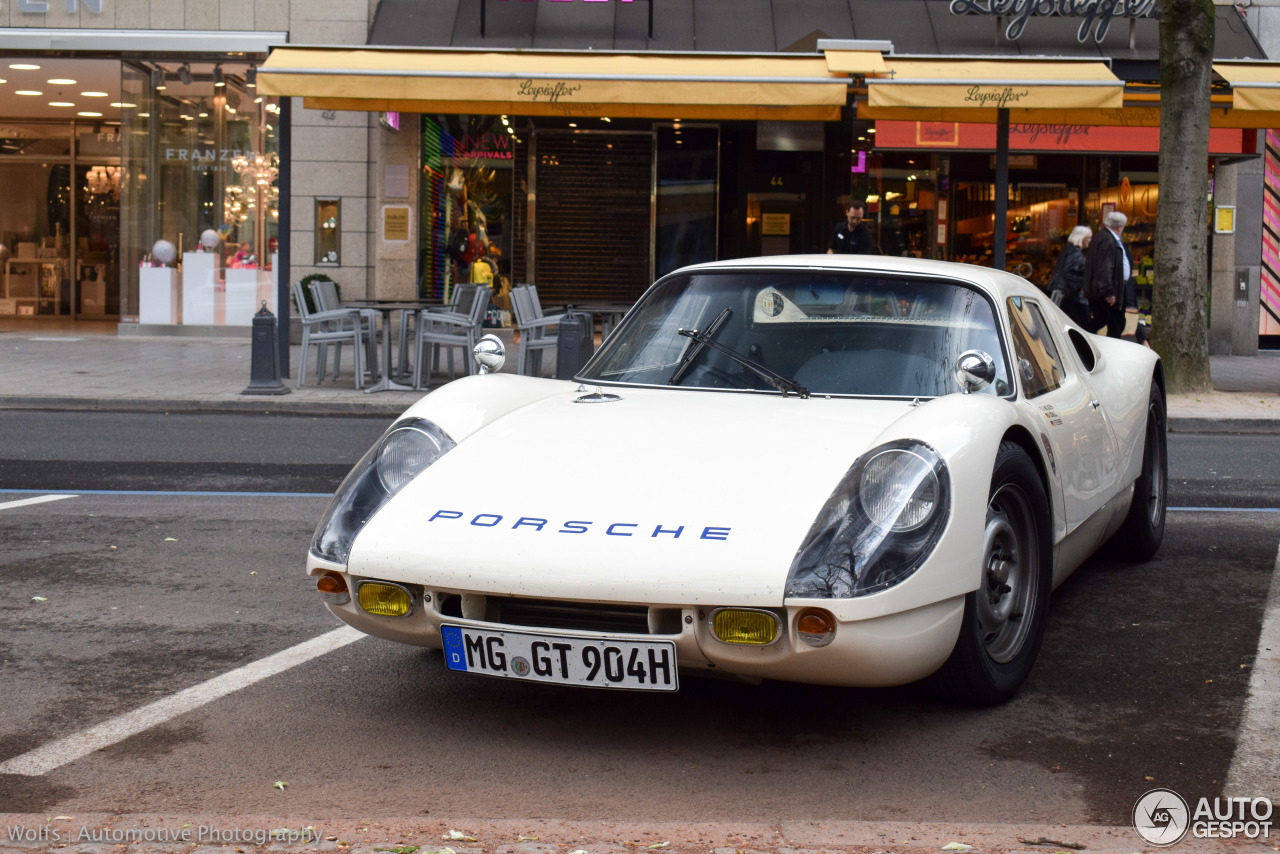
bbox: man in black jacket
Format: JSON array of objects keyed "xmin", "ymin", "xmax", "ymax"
[
  {"xmin": 1083, "ymin": 210, "xmax": 1133, "ymax": 338},
  {"xmin": 827, "ymin": 200, "xmax": 875, "ymax": 255}
]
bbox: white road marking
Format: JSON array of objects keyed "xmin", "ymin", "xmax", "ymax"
[
  {"xmin": 1226, "ymin": 541, "xmax": 1280, "ymax": 796},
  {"xmin": 0, "ymin": 626, "xmax": 365, "ymax": 777},
  {"xmin": 0, "ymin": 494, "xmax": 76, "ymax": 511}
]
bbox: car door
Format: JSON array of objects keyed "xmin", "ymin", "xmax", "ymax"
[{"xmin": 1004, "ymin": 295, "xmax": 1120, "ymax": 529}]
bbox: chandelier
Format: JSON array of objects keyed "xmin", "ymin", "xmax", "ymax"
[{"xmin": 86, "ymin": 164, "xmax": 120, "ymax": 199}]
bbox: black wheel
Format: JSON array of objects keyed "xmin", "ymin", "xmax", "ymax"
[
  {"xmin": 933, "ymin": 441, "xmax": 1052, "ymax": 705},
  {"xmin": 1116, "ymin": 383, "xmax": 1167, "ymax": 561}
]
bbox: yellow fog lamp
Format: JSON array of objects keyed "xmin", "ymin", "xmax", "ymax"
[
  {"xmin": 356, "ymin": 581, "xmax": 414, "ymax": 617},
  {"xmin": 710, "ymin": 608, "xmax": 780, "ymax": 646},
  {"xmin": 315, "ymin": 571, "xmax": 350, "ymax": 606},
  {"xmin": 796, "ymin": 608, "xmax": 836, "ymax": 648}
]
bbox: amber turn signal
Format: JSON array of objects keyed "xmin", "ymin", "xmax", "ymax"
[
  {"xmin": 796, "ymin": 608, "xmax": 836, "ymax": 648},
  {"xmin": 316, "ymin": 572, "xmax": 350, "ymax": 606}
]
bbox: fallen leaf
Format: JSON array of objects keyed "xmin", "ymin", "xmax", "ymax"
[
  {"xmin": 31, "ymin": 596, "xmax": 48, "ymax": 603},
  {"xmin": 109, "ymin": 546, "xmax": 117, "ymax": 550},
  {"xmin": 518, "ymin": 836, "xmax": 539, "ymax": 842},
  {"xmin": 52, "ymin": 816, "xmax": 73, "ymax": 821},
  {"xmin": 163, "ymin": 537, "xmax": 178, "ymax": 542},
  {"xmin": 648, "ymin": 843, "xmax": 670, "ymax": 849},
  {"xmin": 273, "ymin": 781, "xmax": 288, "ymax": 791},
  {"xmin": 1145, "ymin": 776, "xmax": 1154, "ymax": 781},
  {"xmin": 250, "ymin": 571, "xmax": 257, "ymax": 575},
  {"xmin": 942, "ymin": 844, "xmax": 974, "ymax": 851},
  {"xmin": 446, "ymin": 830, "xmax": 477, "ymax": 842}
]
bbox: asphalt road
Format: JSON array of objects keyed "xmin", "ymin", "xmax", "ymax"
[
  {"xmin": 0, "ymin": 411, "xmax": 1276, "ymax": 829},
  {"xmin": 0, "ymin": 410, "xmax": 1278, "ymax": 505}
]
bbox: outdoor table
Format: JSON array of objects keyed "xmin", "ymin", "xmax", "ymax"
[
  {"xmin": 568, "ymin": 302, "xmax": 633, "ymax": 339},
  {"xmin": 346, "ymin": 299, "xmax": 437, "ymax": 393}
]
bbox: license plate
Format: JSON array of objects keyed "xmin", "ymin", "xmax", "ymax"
[{"xmin": 440, "ymin": 624, "xmax": 679, "ymax": 692}]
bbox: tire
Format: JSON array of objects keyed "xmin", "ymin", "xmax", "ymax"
[
  {"xmin": 933, "ymin": 441, "xmax": 1053, "ymax": 705},
  {"xmin": 1116, "ymin": 383, "xmax": 1167, "ymax": 561}
]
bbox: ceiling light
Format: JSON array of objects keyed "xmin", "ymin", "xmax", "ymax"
[
  {"xmin": 49, "ymin": 101, "xmax": 76, "ymax": 107},
  {"xmin": 213, "ymin": 65, "xmax": 225, "ymax": 87},
  {"xmin": 77, "ymin": 111, "xmax": 103, "ymax": 117},
  {"xmin": 245, "ymin": 67, "xmax": 257, "ymax": 87},
  {"xmin": 180, "ymin": 114, "xmax": 193, "ymax": 121},
  {"xmin": 224, "ymin": 104, "xmax": 236, "ymax": 113},
  {"xmin": 568, "ymin": 122, "xmax": 577, "ymax": 128},
  {"xmin": 81, "ymin": 91, "xmax": 108, "ymax": 97},
  {"xmin": 47, "ymin": 78, "xmax": 76, "ymax": 85},
  {"xmin": 867, "ymin": 128, "xmax": 877, "ymax": 134},
  {"xmin": 199, "ymin": 111, "xmax": 208, "ymax": 117},
  {"xmin": 601, "ymin": 116, "xmax": 611, "ymax": 122},
  {"xmin": 152, "ymin": 68, "xmax": 165, "ymax": 91},
  {"xmin": 9, "ymin": 63, "xmax": 40, "ymax": 70},
  {"xmin": 16, "ymin": 90, "xmax": 43, "ymax": 96},
  {"xmin": 179, "ymin": 64, "xmax": 192, "ymax": 86},
  {"xmin": 0, "ymin": 79, "xmax": 6, "ymax": 85},
  {"xmin": 110, "ymin": 102, "xmax": 136, "ymax": 108}
]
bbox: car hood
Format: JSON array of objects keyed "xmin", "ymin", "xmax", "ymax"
[{"xmin": 349, "ymin": 387, "xmax": 920, "ymax": 606}]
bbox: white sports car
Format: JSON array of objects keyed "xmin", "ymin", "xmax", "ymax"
[{"xmin": 308, "ymin": 255, "xmax": 1166, "ymax": 704}]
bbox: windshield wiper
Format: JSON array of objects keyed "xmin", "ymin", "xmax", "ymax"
[
  {"xmin": 669, "ymin": 306, "xmax": 732, "ymax": 385},
  {"xmin": 674, "ymin": 323, "xmax": 810, "ymax": 399}
]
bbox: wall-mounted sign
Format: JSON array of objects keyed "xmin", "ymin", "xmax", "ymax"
[
  {"xmin": 949, "ymin": 0, "xmax": 1156, "ymax": 43},
  {"xmin": 384, "ymin": 205, "xmax": 411, "ymax": 242},
  {"xmin": 1215, "ymin": 205, "xmax": 1236, "ymax": 235},
  {"xmin": 761, "ymin": 214, "xmax": 791, "ymax": 236}
]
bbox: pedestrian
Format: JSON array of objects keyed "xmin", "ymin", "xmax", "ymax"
[
  {"xmin": 1083, "ymin": 210, "xmax": 1133, "ymax": 338},
  {"xmin": 1047, "ymin": 225, "xmax": 1092, "ymax": 328},
  {"xmin": 827, "ymin": 200, "xmax": 874, "ymax": 255}
]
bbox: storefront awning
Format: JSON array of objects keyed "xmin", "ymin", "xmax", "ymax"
[
  {"xmin": 1212, "ymin": 62, "xmax": 1280, "ymax": 128},
  {"xmin": 257, "ymin": 46, "xmax": 849, "ymax": 121},
  {"xmin": 860, "ymin": 57, "xmax": 1125, "ymax": 124}
]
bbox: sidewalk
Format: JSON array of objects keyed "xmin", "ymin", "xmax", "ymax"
[{"xmin": 0, "ymin": 328, "xmax": 1276, "ymax": 430}]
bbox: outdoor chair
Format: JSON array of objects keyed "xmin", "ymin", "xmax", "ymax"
[
  {"xmin": 292, "ymin": 281, "xmax": 373, "ymax": 389},
  {"xmin": 510, "ymin": 284, "xmax": 565, "ymax": 377},
  {"xmin": 411, "ymin": 284, "xmax": 492, "ymax": 390},
  {"xmin": 308, "ymin": 278, "xmax": 378, "ymax": 376}
]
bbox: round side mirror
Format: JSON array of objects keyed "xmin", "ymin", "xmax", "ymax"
[
  {"xmin": 955, "ymin": 349, "xmax": 996, "ymax": 394},
  {"xmin": 473, "ymin": 334, "xmax": 506, "ymax": 375}
]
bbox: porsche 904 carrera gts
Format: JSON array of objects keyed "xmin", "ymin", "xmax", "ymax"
[{"xmin": 307, "ymin": 255, "xmax": 1166, "ymax": 704}]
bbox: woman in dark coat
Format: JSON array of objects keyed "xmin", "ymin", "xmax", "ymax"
[{"xmin": 1048, "ymin": 225, "xmax": 1093, "ymax": 328}]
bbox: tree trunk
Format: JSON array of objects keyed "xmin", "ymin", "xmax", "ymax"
[{"xmin": 1152, "ymin": 0, "xmax": 1215, "ymax": 393}]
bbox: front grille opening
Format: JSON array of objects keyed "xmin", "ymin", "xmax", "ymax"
[
  {"xmin": 436, "ymin": 593, "xmax": 463, "ymax": 618},
  {"xmin": 490, "ymin": 597, "xmax": 650, "ymax": 634}
]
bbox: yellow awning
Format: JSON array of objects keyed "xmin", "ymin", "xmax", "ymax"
[
  {"xmin": 1214, "ymin": 61, "xmax": 1280, "ymax": 113},
  {"xmin": 823, "ymin": 49, "xmax": 888, "ymax": 76},
  {"xmin": 258, "ymin": 47, "xmax": 848, "ymax": 121},
  {"xmin": 862, "ymin": 58, "xmax": 1124, "ymax": 121}
]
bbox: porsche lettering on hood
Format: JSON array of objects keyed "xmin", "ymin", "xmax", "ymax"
[{"xmin": 427, "ymin": 510, "xmax": 733, "ymax": 540}]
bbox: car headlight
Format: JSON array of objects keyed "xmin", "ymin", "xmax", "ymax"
[
  {"xmin": 311, "ymin": 418, "xmax": 455, "ymax": 564},
  {"xmin": 785, "ymin": 440, "xmax": 949, "ymax": 598}
]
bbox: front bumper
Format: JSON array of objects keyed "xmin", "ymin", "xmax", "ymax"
[{"xmin": 311, "ymin": 567, "xmax": 964, "ymax": 688}]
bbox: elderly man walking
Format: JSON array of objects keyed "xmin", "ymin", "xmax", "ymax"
[{"xmin": 1083, "ymin": 210, "xmax": 1133, "ymax": 338}]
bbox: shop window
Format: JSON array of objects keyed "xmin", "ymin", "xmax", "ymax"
[
  {"xmin": 316, "ymin": 199, "xmax": 340, "ymax": 265},
  {"xmin": 1006, "ymin": 296, "xmax": 1065, "ymax": 398}
]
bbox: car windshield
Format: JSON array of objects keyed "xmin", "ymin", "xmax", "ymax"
[{"xmin": 580, "ymin": 269, "xmax": 1012, "ymax": 398}]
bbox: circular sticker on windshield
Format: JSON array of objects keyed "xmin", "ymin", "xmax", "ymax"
[{"xmin": 758, "ymin": 291, "xmax": 784, "ymax": 317}]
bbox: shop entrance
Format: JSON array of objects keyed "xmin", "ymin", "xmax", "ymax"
[{"xmin": 0, "ymin": 59, "xmax": 124, "ymax": 320}]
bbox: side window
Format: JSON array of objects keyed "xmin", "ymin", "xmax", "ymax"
[{"xmin": 1005, "ymin": 297, "xmax": 1065, "ymax": 398}]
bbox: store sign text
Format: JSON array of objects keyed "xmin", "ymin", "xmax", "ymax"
[
  {"xmin": 1011, "ymin": 123, "xmax": 1090, "ymax": 145},
  {"xmin": 518, "ymin": 80, "xmax": 582, "ymax": 103},
  {"xmin": 964, "ymin": 86, "xmax": 1030, "ymax": 109},
  {"xmin": 949, "ymin": 0, "xmax": 1156, "ymax": 43},
  {"xmin": 454, "ymin": 133, "xmax": 514, "ymax": 160},
  {"xmin": 19, "ymin": 0, "xmax": 102, "ymax": 13}
]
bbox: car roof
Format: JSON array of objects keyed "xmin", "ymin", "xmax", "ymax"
[{"xmin": 668, "ymin": 254, "xmax": 1043, "ymax": 302}]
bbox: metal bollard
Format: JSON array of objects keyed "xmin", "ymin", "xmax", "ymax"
[{"xmin": 242, "ymin": 302, "xmax": 291, "ymax": 396}]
